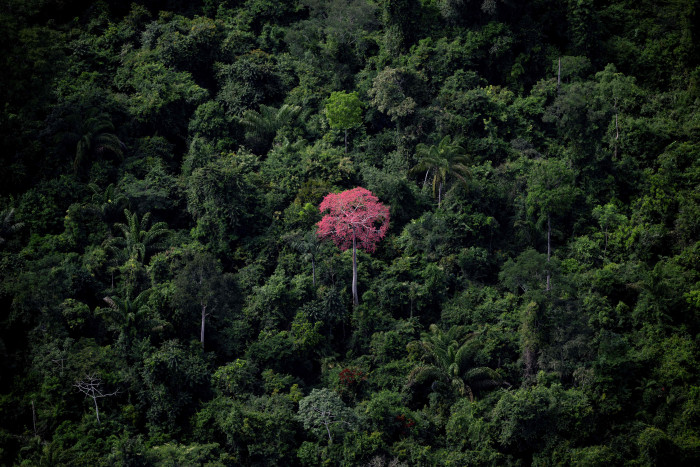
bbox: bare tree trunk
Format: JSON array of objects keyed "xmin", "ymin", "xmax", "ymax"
[
  {"xmin": 200, "ymin": 303, "xmax": 206, "ymax": 347},
  {"xmin": 325, "ymin": 420, "xmax": 333, "ymax": 442},
  {"xmin": 344, "ymin": 129, "xmax": 348, "ymax": 154},
  {"xmin": 75, "ymin": 376, "xmax": 117, "ymax": 425},
  {"xmin": 352, "ymin": 233, "xmax": 358, "ymax": 306},
  {"xmin": 546, "ymin": 215, "xmax": 551, "ymax": 291},
  {"xmin": 614, "ymin": 97, "xmax": 619, "ymax": 159},
  {"xmin": 557, "ymin": 56, "xmax": 561, "ymax": 94},
  {"xmin": 31, "ymin": 400, "xmax": 37, "ymax": 436},
  {"xmin": 93, "ymin": 396, "xmax": 100, "ymax": 425}
]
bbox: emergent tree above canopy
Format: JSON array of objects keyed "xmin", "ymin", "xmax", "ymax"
[{"xmin": 317, "ymin": 187, "xmax": 390, "ymax": 305}]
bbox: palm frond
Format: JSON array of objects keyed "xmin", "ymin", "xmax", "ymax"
[
  {"xmin": 407, "ymin": 364, "xmax": 443, "ymax": 387},
  {"xmin": 464, "ymin": 367, "xmax": 503, "ymax": 391}
]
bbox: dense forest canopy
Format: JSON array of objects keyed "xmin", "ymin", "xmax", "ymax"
[{"xmin": 0, "ymin": 0, "xmax": 699, "ymax": 464}]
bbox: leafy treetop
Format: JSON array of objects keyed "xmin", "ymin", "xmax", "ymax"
[
  {"xmin": 325, "ymin": 91, "xmax": 363, "ymax": 131},
  {"xmin": 317, "ymin": 187, "xmax": 390, "ymax": 253}
]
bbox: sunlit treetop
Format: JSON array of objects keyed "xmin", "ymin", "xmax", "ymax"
[{"xmin": 317, "ymin": 187, "xmax": 390, "ymax": 253}]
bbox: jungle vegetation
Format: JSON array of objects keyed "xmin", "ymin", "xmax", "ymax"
[{"xmin": 0, "ymin": 0, "xmax": 699, "ymax": 465}]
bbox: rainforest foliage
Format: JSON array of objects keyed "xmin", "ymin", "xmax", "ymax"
[{"xmin": 1, "ymin": 0, "xmax": 699, "ymax": 465}]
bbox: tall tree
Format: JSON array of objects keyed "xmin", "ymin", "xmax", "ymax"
[
  {"xmin": 317, "ymin": 187, "xmax": 390, "ymax": 305},
  {"xmin": 105, "ymin": 210, "xmax": 169, "ymax": 297},
  {"xmin": 297, "ymin": 388, "xmax": 356, "ymax": 443},
  {"xmin": 410, "ymin": 135, "xmax": 471, "ymax": 206},
  {"xmin": 368, "ymin": 67, "xmax": 416, "ymax": 130},
  {"xmin": 101, "ymin": 289, "xmax": 162, "ymax": 349},
  {"xmin": 592, "ymin": 202, "xmax": 626, "ymax": 257},
  {"xmin": 325, "ymin": 91, "xmax": 363, "ymax": 154},
  {"xmin": 525, "ymin": 158, "xmax": 576, "ymax": 291},
  {"xmin": 286, "ymin": 229, "xmax": 324, "ymax": 287},
  {"xmin": 106, "ymin": 209, "xmax": 169, "ymax": 264},
  {"xmin": 172, "ymin": 251, "xmax": 230, "ymax": 348},
  {"xmin": 74, "ymin": 374, "xmax": 119, "ymax": 425}
]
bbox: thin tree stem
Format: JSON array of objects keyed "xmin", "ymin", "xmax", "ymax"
[
  {"xmin": 31, "ymin": 400, "xmax": 37, "ymax": 436},
  {"xmin": 93, "ymin": 396, "xmax": 100, "ymax": 425},
  {"xmin": 546, "ymin": 215, "xmax": 551, "ymax": 292},
  {"xmin": 352, "ymin": 233, "xmax": 358, "ymax": 306},
  {"xmin": 557, "ymin": 56, "xmax": 561, "ymax": 94},
  {"xmin": 201, "ymin": 303, "xmax": 206, "ymax": 347}
]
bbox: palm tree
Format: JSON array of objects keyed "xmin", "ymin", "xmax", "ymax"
[
  {"xmin": 410, "ymin": 135, "xmax": 471, "ymax": 206},
  {"xmin": 88, "ymin": 183, "xmax": 127, "ymax": 218},
  {"xmin": 0, "ymin": 207, "xmax": 24, "ymax": 247},
  {"xmin": 101, "ymin": 290, "xmax": 165, "ymax": 347},
  {"xmin": 241, "ymin": 104, "xmax": 301, "ymax": 154},
  {"xmin": 286, "ymin": 229, "xmax": 324, "ymax": 287},
  {"xmin": 105, "ymin": 209, "xmax": 169, "ymax": 264},
  {"xmin": 408, "ymin": 324, "xmax": 503, "ymax": 401},
  {"xmin": 60, "ymin": 109, "xmax": 125, "ymax": 174}
]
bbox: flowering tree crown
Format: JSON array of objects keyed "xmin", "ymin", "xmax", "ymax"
[{"xmin": 317, "ymin": 187, "xmax": 390, "ymax": 252}]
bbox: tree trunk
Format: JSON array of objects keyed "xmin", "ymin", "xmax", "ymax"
[
  {"xmin": 312, "ymin": 258, "xmax": 316, "ymax": 287},
  {"xmin": 557, "ymin": 56, "xmax": 561, "ymax": 94},
  {"xmin": 344, "ymin": 128, "xmax": 348, "ymax": 154},
  {"xmin": 546, "ymin": 215, "xmax": 551, "ymax": 291},
  {"xmin": 521, "ymin": 301, "xmax": 538, "ymax": 382},
  {"xmin": 31, "ymin": 400, "xmax": 37, "ymax": 436},
  {"xmin": 614, "ymin": 97, "xmax": 619, "ymax": 159},
  {"xmin": 352, "ymin": 233, "xmax": 358, "ymax": 306},
  {"xmin": 325, "ymin": 419, "xmax": 333, "ymax": 442},
  {"xmin": 200, "ymin": 303, "xmax": 206, "ymax": 347},
  {"xmin": 93, "ymin": 396, "xmax": 100, "ymax": 425}
]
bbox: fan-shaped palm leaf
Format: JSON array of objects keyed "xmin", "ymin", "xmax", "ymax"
[
  {"xmin": 408, "ymin": 324, "xmax": 504, "ymax": 401},
  {"xmin": 102, "ymin": 289, "xmax": 165, "ymax": 344},
  {"xmin": 88, "ymin": 183, "xmax": 127, "ymax": 216},
  {"xmin": 241, "ymin": 104, "xmax": 301, "ymax": 154},
  {"xmin": 105, "ymin": 209, "xmax": 169, "ymax": 264},
  {"xmin": 0, "ymin": 208, "xmax": 24, "ymax": 246},
  {"xmin": 68, "ymin": 109, "xmax": 125, "ymax": 174},
  {"xmin": 410, "ymin": 135, "xmax": 471, "ymax": 206}
]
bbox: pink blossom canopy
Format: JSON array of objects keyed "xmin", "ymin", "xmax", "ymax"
[{"xmin": 317, "ymin": 187, "xmax": 390, "ymax": 252}]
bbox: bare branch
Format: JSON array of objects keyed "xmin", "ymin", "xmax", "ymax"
[{"xmin": 74, "ymin": 374, "xmax": 119, "ymax": 425}]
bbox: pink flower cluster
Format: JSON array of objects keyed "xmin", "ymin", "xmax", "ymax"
[{"xmin": 317, "ymin": 187, "xmax": 390, "ymax": 252}]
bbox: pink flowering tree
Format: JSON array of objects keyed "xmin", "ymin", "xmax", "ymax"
[{"xmin": 317, "ymin": 187, "xmax": 390, "ymax": 305}]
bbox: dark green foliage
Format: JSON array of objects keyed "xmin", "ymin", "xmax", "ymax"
[
  {"xmin": 186, "ymin": 152, "xmax": 262, "ymax": 256},
  {"xmin": 407, "ymin": 324, "xmax": 504, "ymax": 404},
  {"xmin": 1, "ymin": 0, "xmax": 699, "ymax": 464},
  {"xmin": 241, "ymin": 103, "xmax": 301, "ymax": 154},
  {"xmin": 298, "ymin": 387, "xmax": 356, "ymax": 443},
  {"xmin": 140, "ymin": 339, "xmax": 210, "ymax": 435},
  {"xmin": 215, "ymin": 49, "xmax": 291, "ymax": 117}
]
